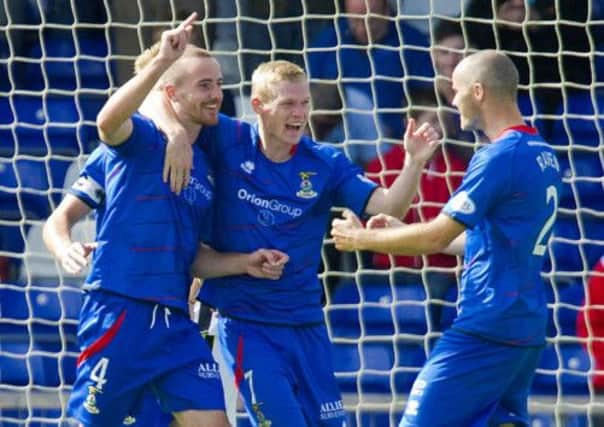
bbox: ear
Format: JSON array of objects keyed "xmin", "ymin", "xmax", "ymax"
[
  {"xmin": 163, "ymin": 84, "xmax": 176, "ymax": 100},
  {"xmin": 472, "ymin": 82, "xmax": 485, "ymax": 102},
  {"xmin": 251, "ymin": 97, "xmax": 263, "ymax": 114}
]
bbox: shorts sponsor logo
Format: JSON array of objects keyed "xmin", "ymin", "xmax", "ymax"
[
  {"xmin": 237, "ymin": 188, "xmax": 302, "ymax": 218},
  {"xmin": 320, "ymin": 399, "xmax": 345, "ymax": 420},
  {"xmin": 450, "ymin": 191, "xmax": 476, "ymax": 215},
  {"xmin": 198, "ymin": 362, "xmax": 220, "ymax": 379},
  {"xmin": 404, "ymin": 379, "xmax": 427, "ymax": 417}
]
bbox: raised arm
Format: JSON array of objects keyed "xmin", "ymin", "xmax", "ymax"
[
  {"xmin": 365, "ymin": 119, "xmax": 440, "ymax": 217},
  {"xmin": 96, "ymin": 12, "xmax": 197, "ymax": 146},
  {"xmin": 43, "ymin": 195, "xmax": 95, "ymax": 274}
]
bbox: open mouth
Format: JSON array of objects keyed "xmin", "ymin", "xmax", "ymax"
[{"xmin": 286, "ymin": 124, "xmax": 302, "ymax": 131}]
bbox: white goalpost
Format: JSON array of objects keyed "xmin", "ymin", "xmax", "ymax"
[{"xmin": 1, "ymin": 0, "xmax": 603, "ymax": 426}]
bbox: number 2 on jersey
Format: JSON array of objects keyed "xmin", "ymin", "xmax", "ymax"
[{"xmin": 532, "ymin": 185, "xmax": 558, "ymax": 256}]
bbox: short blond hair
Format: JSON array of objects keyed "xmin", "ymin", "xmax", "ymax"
[
  {"xmin": 251, "ymin": 60, "xmax": 307, "ymax": 103},
  {"xmin": 134, "ymin": 42, "xmax": 213, "ymax": 87}
]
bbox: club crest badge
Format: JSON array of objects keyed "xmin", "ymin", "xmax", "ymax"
[
  {"xmin": 84, "ymin": 386, "xmax": 101, "ymax": 414},
  {"xmin": 296, "ymin": 171, "xmax": 318, "ymax": 199}
]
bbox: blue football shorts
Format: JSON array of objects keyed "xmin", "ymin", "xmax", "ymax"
[
  {"xmin": 400, "ymin": 328, "xmax": 544, "ymax": 427},
  {"xmin": 218, "ymin": 316, "xmax": 346, "ymax": 427},
  {"xmin": 69, "ymin": 290, "xmax": 225, "ymax": 427}
]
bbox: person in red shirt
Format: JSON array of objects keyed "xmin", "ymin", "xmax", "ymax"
[
  {"xmin": 577, "ymin": 257, "xmax": 604, "ymax": 386},
  {"xmin": 576, "ymin": 257, "xmax": 604, "ymax": 424},
  {"xmin": 364, "ymin": 89, "xmax": 468, "ymax": 327}
]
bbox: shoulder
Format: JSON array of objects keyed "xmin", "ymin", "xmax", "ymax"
[{"xmin": 298, "ymin": 136, "xmax": 348, "ymax": 164}]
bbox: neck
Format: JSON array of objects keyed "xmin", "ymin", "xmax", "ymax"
[
  {"xmin": 481, "ymin": 102, "xmax": 526, "ymax": 141},
  {"xmin": 258, "ymin": 127, "xmax": 294, "ymax": 163},
  {"xmin": 182, "ymin": 122, "xmax": 203, "ymax": 144}
]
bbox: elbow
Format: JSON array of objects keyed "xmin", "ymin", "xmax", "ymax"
[{"xmin": 96, "ymin": 113, "xmax": 113, "ymax": 142}]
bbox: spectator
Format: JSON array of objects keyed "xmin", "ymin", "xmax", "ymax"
[
  {"xmin": 577, "ymin": 256, "xmax": 604, "ymax": 389},
  {"xmin": 431, "ymin": 17, "xmax": 476, "ymax": 161},
  {"xmin": 365, "ymin": 89, "xmax": 467, "ymax": 324},
  {"xmin": 307, "ymin": 0, "xmax": 433, "ymax": 166},
  {"xmin": 577, "ymin": 256, "xmax": 604, "ymax": 425}
]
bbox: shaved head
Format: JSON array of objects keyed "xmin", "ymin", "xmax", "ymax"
[{"xmin": 454, "ymin": 50, "xmax": 519, "ymax": 101}]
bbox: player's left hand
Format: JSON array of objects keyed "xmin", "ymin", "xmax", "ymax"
[
  {"xmin": 331, "ymin": 209, "xmax": 363, "ymax": 252},
  {"xmin": 403, "ymin": 118, "xmax": 441, "ymax": 165},
  {"xmin": 161, "ymin": 93, "xmax": 193, "ymax": 195},
  {"xmin": 247, "ymin": 249, "xmax": 289, "ymax": 280}
]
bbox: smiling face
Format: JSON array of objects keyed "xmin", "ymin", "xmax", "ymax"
[
  {"xmin": 257, "ymin": 78, "xmax": 310, "ymax": 148},
  {"xmin": 169, "ymin": 56, "xmax": 224, "ymax": 126}
]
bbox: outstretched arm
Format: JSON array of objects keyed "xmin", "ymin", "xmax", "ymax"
[
  {"xmin": 331, "ymin": 211, "xmax": 465, "ymax": 255},
  {"xmin": 96, "ymin": 12, "xmax": 197, "ymax": 146},
  {"xmin": 191, "ymin": 244, "xmax": 290, "ymax": 280},
  {"xmin": 43, "ymin": 195, "xmax": 96, "ymax": 274},
  {"xmin": 365, "ymin": 119, "xmax": 440, "ymax": 218}
]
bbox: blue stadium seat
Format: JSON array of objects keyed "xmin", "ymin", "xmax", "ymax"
[
  {"xmin": 11, "ymin": 94, "xmax": 88, "ymax": 156},
  {"xmin": 532, "ymin": 343, "xmax": 591, "ymax": 395},
  {"xmin": 331, "ymin": 340, "xmax": 426, "ymax": 394},
  {"xmin": 549, "ymin": 91, "xmax": 604, "ymax": 149},
  {"xmin": 394, "ymin": 284, "xmax": 428, "ymax": 335},
  {"xmin": 0, "ymin": 96, "xmax": 15, "ymax": 157},
  {"xmin": 24, "ymin": 29, "xmax": 111, "ymax": 91},
  {"xmin": 557, "ymin": 153, "xmax": 604, "ymax": 210},
  {"xmin": 328, "ymin": 281, "xmax": 428, "ymax": 338},
  {"xmin": 554, "ymin": 283, "xmax": 585, "ymax": 337},
  {"xmin": 547, "ymin": 214, "xmax": 584, "ymax": 274},
  {"xmin": 0, "ymin": 158, "xmax": 71, "ymax": 220}
]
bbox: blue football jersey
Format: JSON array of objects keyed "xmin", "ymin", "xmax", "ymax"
[
  {"xmin": 198, "ymin": 115, "xmax": 377, "ymax": 325},
  {"xmin": 71, "ymin": 114, "xmax": 214, "ymax": 312},
  {"xmin": 442, "ymin": 126, "xmax": 562, "ymax": 345}
]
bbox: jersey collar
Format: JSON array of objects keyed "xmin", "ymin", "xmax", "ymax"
[{"xmin": 496, "ymin": 125, "xmax": 539, "ymax": 140}]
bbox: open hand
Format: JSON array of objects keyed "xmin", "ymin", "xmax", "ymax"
[
  {"xmin": 331, "ymin": 209, "xmax": 363, "ymax": 252},
  {"xmin": 403, "ymin": 118, "xmax": 441, "ymax": 165}
]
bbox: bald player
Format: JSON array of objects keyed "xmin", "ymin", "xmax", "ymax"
[{"xmin": 331, "ymin": 50, "xmax": 562, "ymax": 426}]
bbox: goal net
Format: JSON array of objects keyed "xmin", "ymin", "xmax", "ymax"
[{"xmin": 1, "ymin": 0, "xmax": 603, "ymax": 426}]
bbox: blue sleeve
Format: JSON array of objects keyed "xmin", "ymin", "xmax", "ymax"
[
  {"xmin": 442, "ymin": 149, "xmax": 508, "ymax": 228},
  {"xmin": 107, "ymin": 113, "xmax": 161, "ymax": 158},
  {"xmin": 330, "ymin": 149, "xmax": 378, "ymax": 216},
  {"xmin": 70, "ymin": 146, "xmax": 106, "ymax": 209}
]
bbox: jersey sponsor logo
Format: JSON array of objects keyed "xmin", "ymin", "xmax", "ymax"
[
  {"xmin": 296, "ymin": 171, "xmax": 318, "ymax": 199},
  {"xmin": 449, "ymin": 191, "xmax": 476, "ymax": 215},
  {"xmin": 240, "ymin": 160, "xmax": 255, "ymax": 174},
  {"xmin": 320, "ymin": 399, "xmax": 345, "ymax": 420},
  {"xmin": 197, "ymin": 362, "xmax": 220, "ymax": 379},
  {"xmin": 237, "ymin": 188, "xmax": 302, "ymax": 218},
  {"xmin": 183, "ymin": 176, "xmax": 213, "ymax": 205}
]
